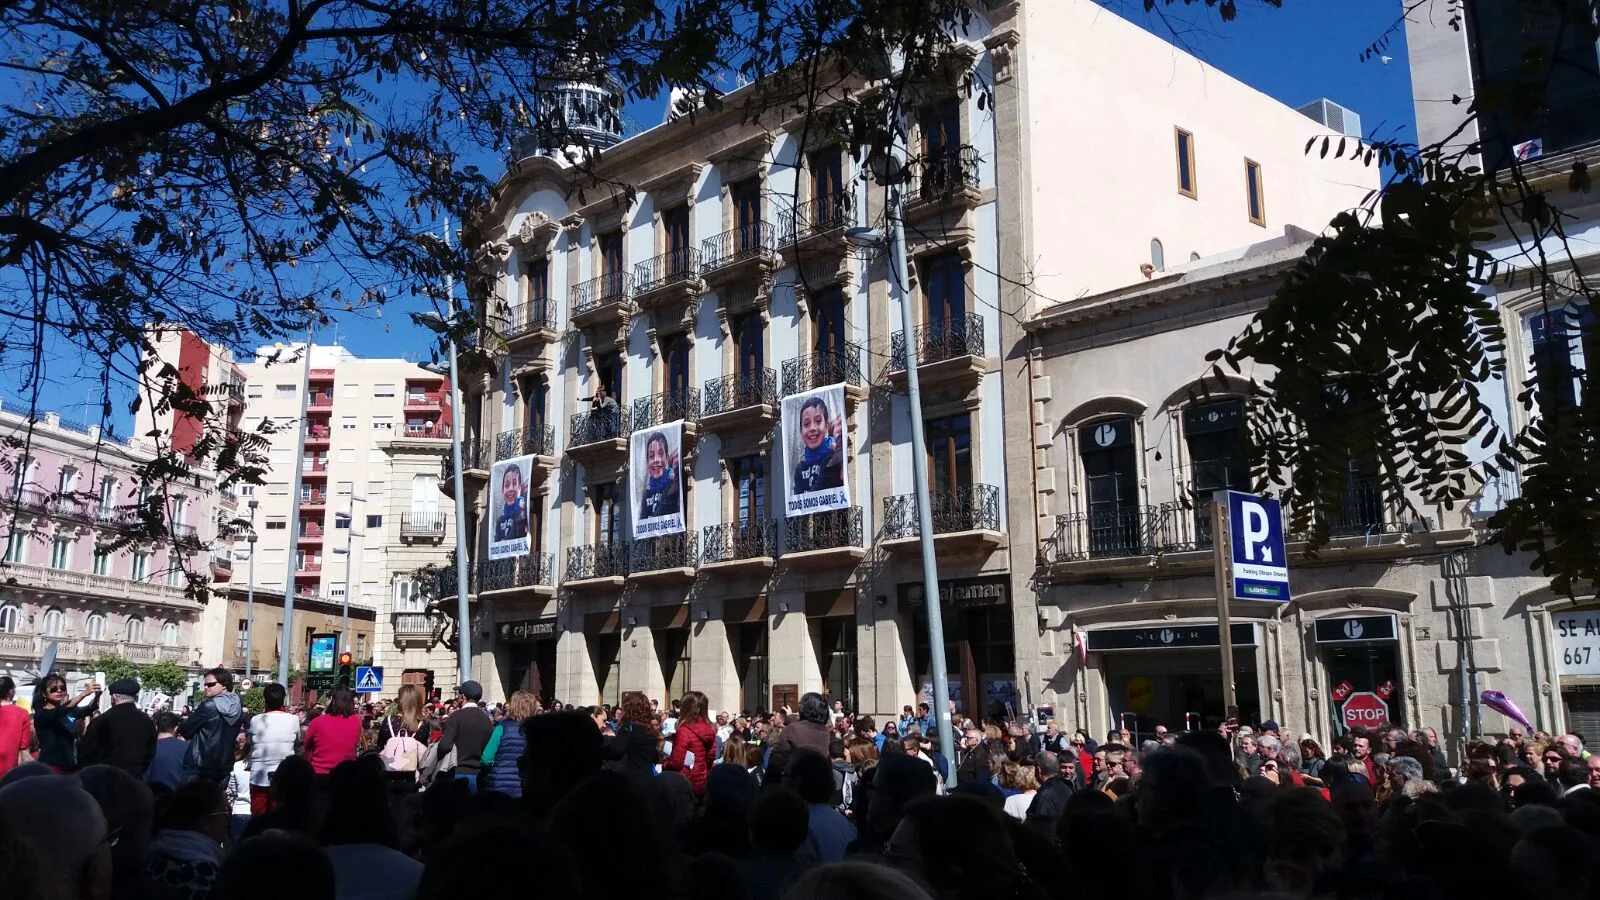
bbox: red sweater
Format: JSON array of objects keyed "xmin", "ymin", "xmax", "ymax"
[
  {"xmin": 303, "ymin": 713, "xmax": 362, "ymax": 774},
  {"xmin": 0, "ymin": 705, "xmax": 30, "ymax": 779},
  {"xmin": 664, "ymin": 719, "xmax": 716, "ymax": 796}
]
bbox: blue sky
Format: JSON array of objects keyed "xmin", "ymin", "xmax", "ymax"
[{"xmin": 31, "ymin": 0, "xmax": 1417, "ymax": 431}]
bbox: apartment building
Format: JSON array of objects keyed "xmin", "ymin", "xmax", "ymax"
[
  {"xmin": 0, "ymin": 403, "xmax": 210, "ymax": 687},
  {"xmin": 226, "ymin": 344, "xmax": 461, "ymax": 690},
  {"xmin": 454, "ymin": 0, "xmax": 1375, "ymax": 712}
]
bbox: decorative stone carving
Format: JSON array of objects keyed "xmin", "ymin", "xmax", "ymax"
[
  {"xmin": 513, "ymin": 212, "xmax": 563, "ymax": 257},
  {"xmin": 473, "ymin": 239, "xmax": 512, "ymax": 275},
  {"xmin": 985, "ymin": 28, "xmax": 1020, "ymax": 84}
]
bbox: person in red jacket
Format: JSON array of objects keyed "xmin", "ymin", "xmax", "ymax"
[
  {"xmin": 0, "ymin": 677, "xmax": 30, "ymax": 778},
  {"xmin": 663, "ymin": 690, "xmax": 716, "ymax": 797},
  {"xmin": 303, "ymin": 687, "xmax": 362, "ymax": 775}
]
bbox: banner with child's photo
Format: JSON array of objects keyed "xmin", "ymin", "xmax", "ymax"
[
  {"xmin": 488, "ymin": 455, "xmax": 533, "ymax": 560},
  {"xmin": 781, "ymin": 384, "xmax": 850, "ymax": 517},
  {"xmin": 630, "ymin": 421, "xmax": 685, "ymax": 539}
]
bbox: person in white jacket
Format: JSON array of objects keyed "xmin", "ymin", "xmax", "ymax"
[{"xmin": 248, "ymin": 683, "xmax": 301, "ymax": 814}]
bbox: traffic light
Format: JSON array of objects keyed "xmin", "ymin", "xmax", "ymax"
[{"xmin": 338, "ymin": 651, "xmax": 353, "ymax": 687}]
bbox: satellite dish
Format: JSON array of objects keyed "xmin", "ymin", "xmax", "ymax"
[{"xmin": 22, "ymin": 640, "xmax": 60, "ymax": 686}]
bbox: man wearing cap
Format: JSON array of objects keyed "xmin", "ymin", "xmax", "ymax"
[
  {"xmin": 78, "ymin": 677, "xmax": 156, "ymax": 778},
  {"xmin": 437, "ymin": 680, "xmax": 493, "ymax": 790}
]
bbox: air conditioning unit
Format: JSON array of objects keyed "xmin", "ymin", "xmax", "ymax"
[{"xmin": 1296, "ymin": 98, "xmax": 1363, "ymax": 139}]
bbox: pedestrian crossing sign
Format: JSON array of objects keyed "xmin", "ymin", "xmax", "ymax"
[{"xmin": 354, "ymin": 665, "xmax": 383, "ymax": 693}]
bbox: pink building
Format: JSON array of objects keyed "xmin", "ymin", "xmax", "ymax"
[{"xmin": 0, "ymin": 402, "xmax": 213, "ymax": 689}]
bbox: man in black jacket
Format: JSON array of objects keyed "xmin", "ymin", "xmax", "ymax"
[
  {"xmin": 765, "ymin": 692, "xmax": 831, "ymax": 780},
  {"xmin": 78, "ymin": 678, "xmax": 156, "ymax": 777},
  {"xmin": 438, "ymin": 680, "xmax": 493, "ymax": 790},
  {"xmin": 179, "ymin": 667, "xmax": 243, "ymax": 785}
]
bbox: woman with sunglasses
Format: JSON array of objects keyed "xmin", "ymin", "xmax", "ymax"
[{"xmin": 32, "ymin": 674, "xmax": 99, "ymax": 772}]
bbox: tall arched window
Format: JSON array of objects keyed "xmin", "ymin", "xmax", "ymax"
[
  {"xmin": 1077, "ymin": 416, "xmax": 1141, "ymax": 557},
  {"xmin": 125, "ymin": 616, "xmax": 144, "ymax": 643},
  {"xmin": 0, "ymin": 604, "xmax": 18, "ymax": 633},
  {"xmin": 85, "ymin": 612, "xmax": 106, "ymax": 640},
  {"xmin": 161, "ymin": 620, "xmax": 179, "ymax": 647},
  {"xmin": 41, "ymin": 608, "xmax": 65, "ymax": 637},
  {"xmin": 1150, "ymin": 238, "xmax": 1165, "ymax": 273}
]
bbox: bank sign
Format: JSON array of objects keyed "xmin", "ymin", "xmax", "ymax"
[{"xmin": 1224, "ymin": 490, "xmax": 1290, "ymax": 603}]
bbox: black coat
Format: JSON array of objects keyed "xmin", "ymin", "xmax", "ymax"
[
  {"xmin": 438, "ymin": 704, "xmax": 493, "ymax": 774},
  {"xmin": 603, "ymin": 722, "xmax": 660, "ymax": 775},
  {"xmin": 79, "ymin": 702, "xmax": 157, "ymax": 777}
]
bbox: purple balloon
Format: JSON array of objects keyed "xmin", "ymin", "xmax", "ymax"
[{"xmin": 1481, "ymin": 689, "xmax": 1534, "ymax": 733}]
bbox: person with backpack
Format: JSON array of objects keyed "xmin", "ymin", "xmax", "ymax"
[
  {"xmin": 379, "ymin": 684, "xmax": 433, "ymax": 779},
  {"xmin": 248, "ymin": 683, "xmax": 301, "ymax": 814},
  {"xmin": 481, "ymin": 690, "xmax": 536, "ymax": 796}
]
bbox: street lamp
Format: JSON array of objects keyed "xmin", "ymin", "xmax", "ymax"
[
  {"xmin": 416, "ymin": 310, "xmax": 473, "ymax": 686},
  {"xmin": 845, "ymin": 157, "xmax": 957, "ymax": 785},
  {"xmin": 237, "ymin": 500, "xmax": 260, "ymax": 682},
  {"xmin": 332, "ymin": 494, "xmax": 365, "ymax": 653}
]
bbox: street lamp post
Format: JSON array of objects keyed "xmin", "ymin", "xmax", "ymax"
[
  {"xmin": 416, "ymin": 316, "xmax": 473, "ymax": 687},
  {"xmin": 336, "ymin": 493, "xmax": 365, "ymax": 653},
  {"xmin": 244, "ymin": 499, "xmax": 259, "ymax": 682},
  {"xmin": 846, "ymin": 123, "xmax": 957, "ymax": 786}
]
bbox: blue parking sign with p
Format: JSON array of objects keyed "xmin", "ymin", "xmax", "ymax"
[{"xmin": 1222, "ymin": 490, "xmax": 1290, "ymax": 603}]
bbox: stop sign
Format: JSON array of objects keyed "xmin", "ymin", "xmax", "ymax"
[{"xmin": 1341, "ymin": 691, "xmax": 1389, "ymax": 730}]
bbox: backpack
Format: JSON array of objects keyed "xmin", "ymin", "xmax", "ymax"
[{"xmin": 380, "ymin": 718, "xmax": 424, "ymax": 774}]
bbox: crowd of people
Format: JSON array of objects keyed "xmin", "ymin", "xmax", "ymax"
[{"xmin": 5, "ymin": 668, "xmax": 1600, "ymax": 900}]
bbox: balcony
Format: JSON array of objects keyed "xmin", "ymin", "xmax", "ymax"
[
  {"xmin": 882, "ymin": 484, "xmax": 1004, "ymax": 557},
  {"xmin": 404, "ymin": 391, "xmax": 444, "ymax": 409},
  {"xmin": 701, "ymin": 521, "xmax": 777, "ymax": 575},
  {"xmin": 308, "ymin": 392, "xmax": 333, "ymax": 409},
  {"xmin": 301, "ymin": 491, "xmax": 328, "ymax": 509},
  {"xmin": 504, "ymin": 299, "xmax": 559, "ymax": 346},
  {"xmin": 0, "ymin": 635, "xmax": 191, "ymax": 666},
  {"xmin": 567, "ymin": 407, "xmax": 631, "ymax": 464},
  {"xmin": 907, "ymin": 146, "xmax": 982, "ymax": 214},
  {"xmin": 632, "ymin": 388, "xmax": 700, "ymax": 435},
  {"xmin": 440, "ymin": 437, "xmax": 490, "ymax": 494},
  {"xmin": 391, "ymin": 610, "xmax": 445, "ymax": 647},
  {"xmin": 701, "ymin": 369, "xmax": 777, "ymax": 434},
  {"xmin": 0, "ymin": 561, "xmax": 193, "ymax": 609},
  {"xmin": 569, "ymin": 271, "xmax": 634, "ymax": 332},
  {"xmin": 782, "ymin": 506, "xmax": 865, "ymax": 567},
  {"xmin": 888, "ymin": 313, "xmax": 987, "ymax": 390},
  {"xmin": 303, "ymin": 459, "xmax": 328, "ymax": 475},
  {"xmin": 631, "ymin": 248, "xmax": 703, "ymax": 317},
  {"xmin": 304, "ymin": 425, "xmax": 331, "ymax": 446},
  {"xmin": 478, "ymin": 553, "xmax": 557, "ymax": 597},
  {"xmin": 400, "ymin": 512, "xmax": 448, "ymax": 541},
  {"xmin": 629, "ymin": 533, "xmax": 698, "ymax": 584},
  {"xmin": 778, "ymin": 192, "xmax": 851, "ymax": 256},
  {"xmin": 296, "ymin": 561, "xmax": 323, "ymax": 575},
  {"xmin": 402, "ymin": 422, "xmax": 451, "ymax": 440},
  {"xmin": 565, "ymin": 542, "xmax": 629, "ymax": 590},
  {"xmin": 169, "ymin": 523, "xmax": 200, "ymax": 544},
  {"xmin": 495, "ymin": 423, "xmax": 557, "ymax": 463},
  {"xmin": 700, "ymin": 222, "xmax": 779, "ymax": 287},
  {"xmin": 782, "ymin": 342, "xmax": 866, "ymax": 402},
  {"xmin": 297, "ymin": 524, "xmax": 324, "ymax": 543}
]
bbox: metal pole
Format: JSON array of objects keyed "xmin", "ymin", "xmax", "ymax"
[
  {"xmin": 244, "ymin": 499, "xmax": 258, "ymax": 682},
  {"xmin": 277, "ymin": 328, "xmax": 314, "ymax": 686},
  {"xmin": 885, "ymin": 132, "xmax": 956, "ymax": 786},
  {"xmin": 1212, "ymin": 495, "xmax": 1237, "ymax": 719},
  {"xmin": 339, "ymin": 493, "xmax": 361, "ymax": 653},
  {"xmin": 444, "ymin": 221, "xmax": 473, "ymax": 686}
]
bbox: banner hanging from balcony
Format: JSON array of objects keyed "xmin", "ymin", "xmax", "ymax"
[
  {"xmin": 630, "ymin": 420, "xmax": 685, "ymax": 539},
  {"xmin": 782, "ymin": 384, "xmax": 850, "ymax": 518},
  {"xmin": 487, "ymin": 455, "xmax": 534, "ymax": 560}
]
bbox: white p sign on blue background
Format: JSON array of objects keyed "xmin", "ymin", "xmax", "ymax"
[{"xmin": 1222, "ymin": 490, "xmax": 1290, "ymax": 602}]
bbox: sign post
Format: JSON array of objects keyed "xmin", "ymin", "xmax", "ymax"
[{"xmin": 1213, "ymin": 490, "xmax": 1292, "ymax": 722}]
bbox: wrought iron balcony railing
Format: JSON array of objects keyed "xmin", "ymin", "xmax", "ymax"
[
  {"xmin": 702, "ymin": 369, "xmax": 778, "ymax": 417},
  {"xmin": 400, "ymin": 513, "xmax": 447, "ymax": 537},
  {"xmin": 632, "ymin": 388, "xmax": 700, "ymax": 429},
  {"xmin": 1045, "ymin": 506, "xmax": 1161, "ymax": 562},
  {"xmin": 890, "ymin": 313, "xmax": 985, "ymax": 371},
  {"xmin": 505, "ymin": 299, "xmax": 557, "ymax": 339},
  {"xmin": 496, "ymin": 424, "xmax": 556, "ymax": 460},
  {"xmin": 567, "ymin": 542, "xmax": 630, "ymax": 580},
  {"xmin": 882, "ymin": 484, "xmax": 1000, "ymax": 539},
  {"xmin": 570, "ymin": 271, "xmax": 633, "ymax": 316},
  {"xmin": 782, "ymin": 342, "xmax": 863, "ymax": 396},
  {"xmin": 785, "ymin": 506, "xmax": 863, "ymax": 553},
  {"xmin": 478, "ymin": 553, "xmax": 556, "ymax": 591},
  {"xmin": 631, "ymin": 533, "xmax": 698, "ymax": 572},
  {"xmin": 569, "ymin": 406, "xmax": 632, "ymax": 447},
  {"xmin": 913, "ymin": 146, "xmax": 981, "ymax": 202},
  {"xmin": 633, "ymin": 247, "xmax": 701, "ymax": 293},
  {"xmin": 702, "ymin": 222, "xmax": 777, "ymax": 272},
  {"xmin": 702, "ymin": 520, "xmax": 777, "ymax": 563},
  {"xmin": 779, "ymin": 192, "xmax": 850, "ymax": 245}
]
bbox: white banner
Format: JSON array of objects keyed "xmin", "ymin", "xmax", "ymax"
[
  {"xmin": 782, "ymin": 383, "xmax": 850, "ymax": 518},
  {"xmin": 630, "ymin": 421, "xmax": 685, "ymax": 539},
  {"xmin": 487, "ymin": 455, "xmax": 534, "ymax": 560}
]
